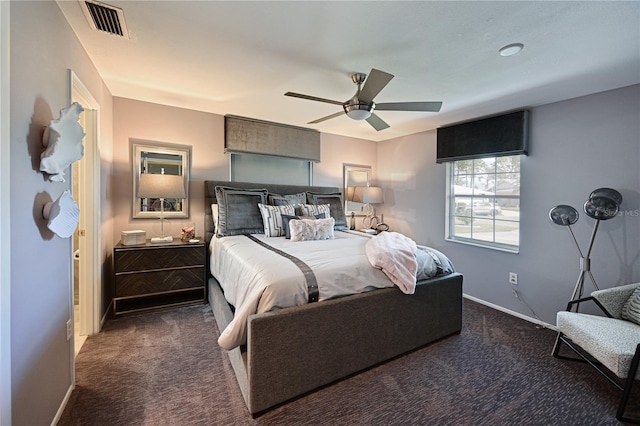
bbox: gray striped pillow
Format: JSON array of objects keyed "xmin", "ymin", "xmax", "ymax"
[
  {"xmin": 258, "ymin": 203, "xmax": 295, "ymax": 237},
  {"xmin": 621, "ymin": 288, "xmax": 640, "ymax": 325}
]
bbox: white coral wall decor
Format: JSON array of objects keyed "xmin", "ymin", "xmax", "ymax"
[
  {"xmin": 40, "ymin": 102, "xmax": 85, "ymax": 182},
  {"xmin": 42, "ymin": 190, "xmax": 80, "ymax": 239}
]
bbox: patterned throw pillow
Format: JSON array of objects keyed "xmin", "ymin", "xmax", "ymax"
[
  {"xmin": 300, "ymin": 204, "xmax": 331, "ymax": 220},
  {"xmin": 258, "ymin": 203, "xmax": 296, "ymax": 237},
  {"xmin": 268, "ymin": 192, "xmax": 307, "ymax": 207},
  {"xmin": 621, "ymin": 288, "xmax": 640, "ymax": 325},
  {"xmin": 305, "ymin": 192, "xmax": 348, "ymax": 230},
  {"xmin": 289, "ymin": 217, "xmax": 335, "ymax": 242}
]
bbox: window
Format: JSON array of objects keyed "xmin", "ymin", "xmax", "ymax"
[
  {"xmin": 230, "ymin": 152, "xmax": 312, "ymax": 185},
  {"xmin": 447, "ymin": 155, "xmax": 520, "ymax": 252}
]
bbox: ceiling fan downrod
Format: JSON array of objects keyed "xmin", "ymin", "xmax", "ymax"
[{"xmin": 344, "ymin": 73, "xmax": 374, "ymax": 120}]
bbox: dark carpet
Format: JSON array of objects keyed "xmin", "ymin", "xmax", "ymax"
[{"xmin": 58, "ymin": 299, "xmax": 639, "ymax": 425}]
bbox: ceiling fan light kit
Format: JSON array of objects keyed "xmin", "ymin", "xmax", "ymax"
[
  {"xmin": 285, "ymin": 68, "xmax": 443, "ymax": 131},
  {"xmin": 344, "ymin": 101, "xmax": 374, "ymax": 120}
]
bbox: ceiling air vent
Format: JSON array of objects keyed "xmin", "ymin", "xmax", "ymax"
[{"xmin": 79, "ymin": 0, "xmax": 129, "ymax": 39}]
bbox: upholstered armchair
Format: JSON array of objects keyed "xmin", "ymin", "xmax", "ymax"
[{"xmin": 553, "ymin": 283, "xmax": 640, "ymax": 423}]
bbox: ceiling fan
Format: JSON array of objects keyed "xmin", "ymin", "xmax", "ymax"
[{"xmin": 285, "ymin": 68, "xmax": 442, "ymax": 131}]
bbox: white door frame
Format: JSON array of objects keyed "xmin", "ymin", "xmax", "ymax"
[
  {"xmin": 68, "ymin": 70, "xmax": 101, "ymax": 339},
  {"xmin": 0, "ymin": 2, "xmax": 11, "ymax": 424}
]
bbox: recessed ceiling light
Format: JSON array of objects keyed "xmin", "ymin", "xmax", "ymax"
[{"xmin": 499, "ymin": 43, "xmax": 524, "ymax": 57}]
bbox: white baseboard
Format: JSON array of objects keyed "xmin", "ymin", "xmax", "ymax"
[
  {"xmin": 463, "ymin": 293, "xmax": 557, "ymax": 331},
  {"xmin": 100, "ymin": 301, "xmax": 112, "ymax": 330},
  {"xmin": 51, "ymin": 383, "xmax": 74, "ymax": 426}
]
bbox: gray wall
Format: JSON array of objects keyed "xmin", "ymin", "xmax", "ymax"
[
  {"xmin": 8, "ymin": 2, "xmax": 113, "ymax": 424},
  {"xmin": 378, "ymin": 84, "xmax": 640, "ymax": 325}
]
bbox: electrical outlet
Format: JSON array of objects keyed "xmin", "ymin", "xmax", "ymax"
[
  {"xmin": 66, "ymin": 319, "xmax": 72, "ymax": 341},
  {"xmin": 509, "ymin": 272, "xmax": 518, "ymax": 285}
]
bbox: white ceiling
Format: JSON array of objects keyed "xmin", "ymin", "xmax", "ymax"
[{"xmin": 58, "ymin": 1, "xmax": 640, "ymax": 142}]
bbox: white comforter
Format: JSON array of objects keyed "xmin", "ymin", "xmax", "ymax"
[{"xmin": 210, "ymin": 231, "xmax": 454, "ymax": 350}]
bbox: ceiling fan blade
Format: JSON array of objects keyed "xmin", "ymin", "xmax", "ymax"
[
  {"xmin": 376, "ymin": 101, "xmax": 443, "ymax": 112},
  {"xmin": 366, "ymin": 113, "xmax": 390, "ymax": 131},
  {"xmin": 308, "ymin": 111, "xmax": 344, "ymax": 124},
  {"xmin": 359, "ymin": 69, "xmax": 394, "ymax": 103},
  {"xmin": 285, "ymin": 92, "xmax": 343, "ymax": 106}
]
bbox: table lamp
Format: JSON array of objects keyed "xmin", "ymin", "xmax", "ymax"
[
  {"xmin": 137, "ymin": 173, "xmax": 186, "ymax": 243},
  {"xmin": 353, "ymin": 186, "xmax": 384, "ymax": 229}
]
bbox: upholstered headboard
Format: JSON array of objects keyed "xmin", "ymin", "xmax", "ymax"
[{"xmin": 204, "ymin": 180, "xmax": 341, "ymax": 245}]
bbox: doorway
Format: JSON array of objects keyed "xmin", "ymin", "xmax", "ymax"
[{"xmin": 69, "ymin": 70, "xmax": 101, "ymax": 360}]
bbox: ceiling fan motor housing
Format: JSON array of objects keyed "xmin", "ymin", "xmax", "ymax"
[{"xmin": 344, "ymin": 100, "xmax": 375, "ymax": 120}]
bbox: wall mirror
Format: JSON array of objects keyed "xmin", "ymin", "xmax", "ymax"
[
  {"xmin": 343, "ymin": 163, "xmax": 371, "ymax": 217},
  {"xmin": 132, "ymin": 140, "xmax": 191, "ymax": 219}
]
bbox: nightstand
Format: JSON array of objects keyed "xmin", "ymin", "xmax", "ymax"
[{"xmin": 113, "ymin": 239, "xmax": 206, "ymax": 315}]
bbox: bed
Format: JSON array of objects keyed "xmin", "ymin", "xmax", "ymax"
[{"xmin": 204, "ymin": 180, "xmax": 463, "ymax": 416}]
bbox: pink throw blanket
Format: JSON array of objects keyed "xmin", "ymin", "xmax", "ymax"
[{"xmin": 365, "ymin": 231, "xmax": 418, "ymax": 294}]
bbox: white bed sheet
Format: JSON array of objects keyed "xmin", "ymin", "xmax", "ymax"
[{"xmin": 210, "ymin": 231, "xmax": 394, "ymax": 350}]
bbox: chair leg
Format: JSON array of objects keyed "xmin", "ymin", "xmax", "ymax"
[
  {"xmin": 617, "ymin": 343, "xmax": 640, "ymax": 424},
  {"xmin": 552, "ymin": 331, "xmax": 563, "ymax": 357}
]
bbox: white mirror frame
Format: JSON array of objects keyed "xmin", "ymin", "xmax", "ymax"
[
  {"xmin": 343, "ymin": 163, "xmax": 371, "ymax": 217},
  {"xmin": 132, "ymin": 140, "xmax": 191, "ymax": 219}
]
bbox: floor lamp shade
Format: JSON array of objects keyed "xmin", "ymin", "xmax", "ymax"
[
  {"xmin": 137, "ymin": 173, "xmax": 186, "ymax": 243},
  {"xmin": 549, "ymin": 188, "xmax": 622, "ymax": 305}
]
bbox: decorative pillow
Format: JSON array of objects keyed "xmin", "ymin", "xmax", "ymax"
[
  {"xmin": 300, "ymin": 203, "xmax": 331, "ymax": 220},
  {"xmin": 210, "ymin": 203, "xmax": 219, "ymax": 234},
  {"xmin": 305, "ymin": 192, "xmax": 348, "ymax": 230},
  {"xmin": 289, "ymin": 217, "xmax": 336, "ymax": 242},
  {"xmin": 282, "ymin": 213, "xmax": 326, "ymax": 239},
  {"xmin": 258, "ymin": 203, "xmax": 296, "ymax": 237},
  {"xmin": 215, "ymin": 186, "xmax": 268, "ymax": 237},
  {"xmin": 270, "ymin": 197, "xmax": 294, "ymax": 207},
  {"xmin": 621, "ymin": 288, "xmax": 640, "ymax": 325},
  {"xmin": 268, "ymin": 192, "xmax": 307, "ymax": 206}
]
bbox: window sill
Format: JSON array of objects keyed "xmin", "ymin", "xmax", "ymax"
[{"xmin": 446, "ymin": 236, "xmax": 519, "ymax": 254}]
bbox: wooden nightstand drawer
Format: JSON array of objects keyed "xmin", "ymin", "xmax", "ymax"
[
  {"xmin": 115, "ymin": 267, "xmax": 205, "ymax": 297},
  {"xmin": 114, "ymin": 245, "xmax": 204, "ymax": 273},
  {"xmin": 113, "ymin": 239, "xmax": 206, "ymax": 315}
]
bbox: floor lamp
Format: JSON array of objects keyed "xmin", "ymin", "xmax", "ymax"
[
  {"xmin": 137, "ymin": 173, "xmax": 186, "ymax": 243},
  {"xmin": 549, "ymin": 188, "xmax": 622, "ymax": 308}
]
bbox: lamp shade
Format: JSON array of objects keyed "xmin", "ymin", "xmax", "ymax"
[
  {"xmin": 549, "ymin": 205, "xmax": 579, "ymax": 226},
  {"xmin": 137, "ymin": 173, "xmax": 186, "ymax": 199},
  {"xmin": 352, "ymin": 186, "xmax": 383, "ymax": 204},
  {"xmin": 584, "ymin": 188, "xmax": 622, "ymax": 221}
]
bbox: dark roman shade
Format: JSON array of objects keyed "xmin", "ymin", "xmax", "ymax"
[
  {"xmin": 225, "ymin": 115, "xmax": 321, "ymax": 162},
  {"xmin": 436, "ymin": 110, "xmax": 529, "ymax": 163}
]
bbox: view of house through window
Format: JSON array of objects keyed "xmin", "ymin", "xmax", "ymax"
[{"xmin": 448, "ymin": 155, "xmax": 520, "ymax": 252}]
